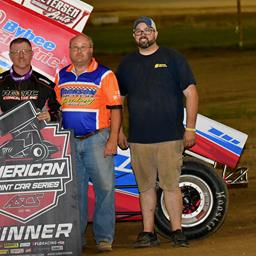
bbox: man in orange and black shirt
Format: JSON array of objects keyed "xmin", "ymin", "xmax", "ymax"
[{"xmin": 55, "ymin": 34, "xmax": 122, "ymax": 252}]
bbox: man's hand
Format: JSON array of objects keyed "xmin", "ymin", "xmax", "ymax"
[
  {"xmin": 184, "ymin": 130, "xmax": 196, "ymax": 148},
  {"xmin": 37, "ymin": 111, "xmax": 51, "ymax": 122},
  {"xmin": 183, "ymin": 84, "xmax": 198, "ymax": 148},
  {"xmin": 104, "ymin": 138, "xmax": 118, "ymax": 157},
  {"xmin": 118, "ymin": 128, "xmax": 129, "ymax": 150}
]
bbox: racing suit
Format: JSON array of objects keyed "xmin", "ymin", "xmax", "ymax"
[{"xmin": 0, "ymin": 68, "xmax": 60, "ymax": 120}]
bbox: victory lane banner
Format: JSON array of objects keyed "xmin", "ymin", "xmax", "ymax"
[{"xmin": 0, "ymin": 101, "xmax": 81, "ymax": 255}]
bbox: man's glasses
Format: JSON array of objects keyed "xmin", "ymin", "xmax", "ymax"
[
  {"xmin": 133, "ymin": 28, "xmax": 155, "ymax": 36},
  {"xmin": 70, "ymin": 46, "xmax": 92, "ymax": 52},
  {"xmin": 9, "ymin": 49, "xmax": 33, "ymax": 56}
]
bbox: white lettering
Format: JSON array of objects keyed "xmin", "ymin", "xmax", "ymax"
[
  {"xmin": 0, "ymin": 224, "xmax": 72, "ymax": 241},
  {"xmin": 0, "ymin": 162, "xmax": 66, "ymax": 178}
]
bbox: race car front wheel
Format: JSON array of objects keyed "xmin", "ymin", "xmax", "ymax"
[{"xmin": 155, "ymin": 157, "xmax": 229, "ymax": 240}]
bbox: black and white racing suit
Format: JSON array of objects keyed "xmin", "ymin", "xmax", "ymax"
[{"xmin": 0, "ymin": 68, "xmax": 60, "ymax": 121}]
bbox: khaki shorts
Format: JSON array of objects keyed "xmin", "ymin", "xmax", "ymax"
[{"xmin": 130, "ymin": 140, "xmax": 184, "ymax": 192}]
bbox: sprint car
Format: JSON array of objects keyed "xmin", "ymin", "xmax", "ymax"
[{"xmin": 88, "ymin": 113, "xmax": 248, "ymax": 240}]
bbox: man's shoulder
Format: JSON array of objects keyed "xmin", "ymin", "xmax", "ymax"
[
  {"xmin": 123, "ymin": 51, "xmax": 138, "ymax": 61},
  {"xmin": 0, "ymin": 70, "xmax": 10, "ymax": 81},
  {"xmin": 97, "ymin": 63, "xmax": 111, "ymax": 73},
  {"xmin": 158, "ymin": 47, "xmax": 188, "ymax": 66},
  {"xmin": 58, "ymin": 63, "xmax": 110, "ymax": 75},
  {"xmin": 159, "ymin": 47, "xmax": 183, "ymax": 57},
  {"xmin": 58, "ymin": 64, "xmax": 71, "ymax": 75},
  {"xmin": 118, "ymin": 52, "xmax": 138, "ymax": 69},
  {"xmin": 32, "ymin": 70, "xmax": 54, "ymax": 87}
]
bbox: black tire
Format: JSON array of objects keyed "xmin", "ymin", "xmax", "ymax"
[
  {"xmin": 155, "ymin": 157, "xmax": 229, "ymax": 240},
  {"xmin": 30, "ymin": 143, "xmax": 49, "ymax": 161}
]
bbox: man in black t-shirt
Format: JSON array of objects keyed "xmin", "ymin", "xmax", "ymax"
[{"xmin": 117, "ymin": 16, "xmax": 198, "ymax": 248}]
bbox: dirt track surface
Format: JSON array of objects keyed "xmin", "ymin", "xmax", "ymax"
[
  {"xmin": 82, "ymin": 49, "xmax": 256, "ymax": 255},
  {"xmin": 84, "ymin": 178, "xmax": 256, "ymax": 256}
]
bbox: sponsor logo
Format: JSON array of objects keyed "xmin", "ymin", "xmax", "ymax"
[
  {"xmin": 51, "ymin": 245, "xmax": 63, "ymax": 251},
  {"xmin": 4, "ymin": 193, "xmax": 44, "ymax": 208},
  {"xmin": 2, "ymin": 21, "xmax": 56, "ymax": 51},
  {"xmin": 10, "ymin": 248, "xmax": 25, "ymax": 253},
  {"xmin": 57, "ymin": 240, "xmax": 65, "ymax": 245},
  {"xmin": 0, "ymin": 10, "xmax": 6, "ymax": 24},
  {"xmin": 2, "ymin": 90, "xmax": 39, "ymax": 101},
  {"xmin": 0, "ymin": 250, "xmax": 9, "ymax": 255},
  {"xmin": 19, "ymin": 242, "xmax": 31, "ymax": 248},
  {"xmin": 31, "ymin": 0, "xmax": 82, "ymax": 25},
  {"xmin": 33, "ymin": 240, "xmax": 57, "ymax": 246},
  {"xmin": 154, "ymin": 63, "xmax": 168, "ymax": 68},
  {"xmin": 208, "ymin": 127, "xmax": 240, "ymax": 145},
  {"xmin": 3, "ymin": 242, "xmax": 19, "ymax": 248},
  {"xmin": 47, "ymin": 253, "xmax": 72, "ymax": 256},
  {"xmin": 24, "ymin": 248, "xmax": 32, "ymax": 253}
]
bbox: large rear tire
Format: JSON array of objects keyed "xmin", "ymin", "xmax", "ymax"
[{"xmin": 155, "ymin": 157, "xmax": 229, "ymax": 240}]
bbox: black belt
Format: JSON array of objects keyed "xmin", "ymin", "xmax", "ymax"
[{"xmin": 75, "ymin": 129, "xmax": 103, "ymax": 141}]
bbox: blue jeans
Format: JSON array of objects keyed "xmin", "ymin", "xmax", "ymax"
[{"xmin": 74, "ymin": 128, "xmax": 115, "ymax": 244}]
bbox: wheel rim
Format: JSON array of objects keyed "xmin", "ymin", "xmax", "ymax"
[
  {"xmin": 33, "ymin": 147, "xmax": 44, "ymax": 157},
  {"xmin": 31, "ymin": 144, "xmax": 48, "ymax": 161},
  {"xmin": 160, "ymin": 174, "xmax": 214, "ymax": 228}
]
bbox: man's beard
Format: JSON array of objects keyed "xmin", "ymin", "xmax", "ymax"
[{"xmin": 137, "ymin": 37, "xmax": 155, "ymax": 49}]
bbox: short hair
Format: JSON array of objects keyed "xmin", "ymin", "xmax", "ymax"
[
  {"xmin": 69, "ymin": 34, "xmax": 93, "ymax": 48},
  {"xmin": 9, "ymin": 38, "xmax": 32, "ymax": 49},
  {"xmin": 133, "ymin": 16, "xmax": 157, "ymax": 31}
]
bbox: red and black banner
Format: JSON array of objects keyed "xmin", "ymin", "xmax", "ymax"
[{"xmin": 0, "ymin": 101, "xmax": 81, "ymax": 255}]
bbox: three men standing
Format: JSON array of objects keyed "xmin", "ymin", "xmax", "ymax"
[{"xmin": 2, "ymin": 16, "xmax": 198, "ymax": 252}]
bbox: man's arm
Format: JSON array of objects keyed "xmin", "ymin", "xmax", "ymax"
[
  {"xmin": 118, "ymin": 96, "xmax": 129, "ymax": 150},
  {"xmin": 38, "ymin": 80, "xmax": 60, "ymax": 122},
  {"xmin": 104, "ymin": 108, "xmax": 122, "ymax": 157},
  {"xmin": 183, "ymin": 84, "xmax": 198, "ymax": 148},
  {"xmin": 47, "ymin": 85, "xmax": 61, "ymax": 121}
]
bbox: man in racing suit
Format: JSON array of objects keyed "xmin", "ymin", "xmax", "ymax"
[{"xmin": 0, "ymin": 38, "xmax": 60, "ymax": 121}]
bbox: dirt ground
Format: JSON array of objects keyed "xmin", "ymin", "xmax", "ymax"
[{"xmin": 82, "ymin": 49, "xmax": 256, "ymax": 255}]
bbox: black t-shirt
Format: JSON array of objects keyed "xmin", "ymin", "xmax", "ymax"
[{"xmin": 116, "ymin": 47, "xmax": 196, "ymax": 143}]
